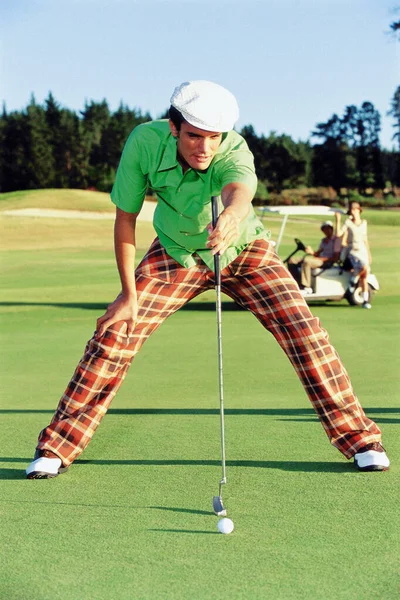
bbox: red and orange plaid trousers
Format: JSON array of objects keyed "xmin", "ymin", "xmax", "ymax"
[{"xmin": 36, "ymin": 238, "xmax": 381, "ymax": 466}]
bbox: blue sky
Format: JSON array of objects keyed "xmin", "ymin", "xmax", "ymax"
[{"xmin": 1, "ymin": 0, "xmax": 399, "ymax": 149}]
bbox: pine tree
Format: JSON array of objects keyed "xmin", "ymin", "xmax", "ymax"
[
  {"xmin": 311, "ymin": 114, "xmax": 350, "ymax": 194},
  {"xmin": 25, "ymin": 94, "xmax": 55, "ymax": 188},
  {"xmin": 0, "ymin": 110, "xmax": 32, "ymax": 191},
  {"xmin": 387, "ymin": 86, "xmax": 400, "ymax": 151}
]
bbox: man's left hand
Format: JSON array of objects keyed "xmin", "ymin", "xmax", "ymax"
[{"xmin": 206, "ymin": 210, "xmax": 240, "ymax": 255}]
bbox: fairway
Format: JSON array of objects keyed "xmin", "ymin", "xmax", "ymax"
[{"xmin": 1, "ymin": 191, "xmax": 399, "ymax": 600}]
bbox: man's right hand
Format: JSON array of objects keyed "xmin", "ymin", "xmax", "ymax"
[{"xmin": 96, "ymin": 292, "xmax": 138, "ymax": 338}]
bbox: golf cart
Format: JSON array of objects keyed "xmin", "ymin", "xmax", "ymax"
[{"xmin": 258, "ymin": 205, "xmax": 379, "ymax": 306}]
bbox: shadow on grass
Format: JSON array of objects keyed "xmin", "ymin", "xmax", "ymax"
[
  {"xmin": 0, "ymin": 457, "xmax": 353, "ymax": 480},
  {"xmin": 148, "ymin": 528, "xmax": 219, "ymax": 535},
  {"xmin": 0, "ymin": 407, "xmax": 398, "ymax": 423},
  {"xmin": 0, "ymin": 301, "xmax": 107, "ymax": 311},
  {"xmin": 1, "ymin": 300, "xmax": 354, "ymax": 311},
  {"xmin": 0, "ymin": 468, "xmax": 25, "ymax": 480},
  {"xmin": 1, "ymin": 407, "xmax": 318, "ymax": 416},
  {"xmin": 150, "ymin": 506, "xmax": 213, "ymax": 516},
  {"xmin": 0, "ymin": 300, "xmax": 242, "ymax": 312},
  {"xmin": 282, "ymin": 418, "xmax": 399, "ymax": 424},
  {"xmin": 0, "ymin": 496, "xmax": 216, "ymax": 515},
  {"xmin": 75, "ymin": 459, "xmax": 353, "ymax": 473}
]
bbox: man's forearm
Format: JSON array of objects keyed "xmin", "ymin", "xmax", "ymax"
[
  {"xmin": 221, "ymin": 182, "xmax": 254, "ymax": 223},
  {"xmin": 207, "ymin": 182, "xmax": 254, "ymax": 256},
  {"xmin": 95, "ymin": 208, "xmax": 139, "ymax": 336},
  {"xmin": 114, "ymin": 208, "xmax": 138, "ymax": 297}
]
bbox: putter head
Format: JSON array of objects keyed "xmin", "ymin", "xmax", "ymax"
[{"xmin": 213, "ymin": 495, "xmax": 227, "ymax": 517}]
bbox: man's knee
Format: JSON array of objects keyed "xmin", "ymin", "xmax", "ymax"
[
  {"xmin": 92, "ymin": 321, "xmax": 133, "ymax": 357},
  {"xmin": 303, "ymin": 255, "xmax": 315, "ymax": 266}
]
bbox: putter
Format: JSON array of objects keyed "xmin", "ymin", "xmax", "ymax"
[{"xmin": 211, "ymin": 195, "xmax": 227, "ymax": 517}]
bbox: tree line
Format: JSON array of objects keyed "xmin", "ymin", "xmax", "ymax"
[{"xmin": 0, "ymin": 87, "xmax": 399, "ymax": 203}]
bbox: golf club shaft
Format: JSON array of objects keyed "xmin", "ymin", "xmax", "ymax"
[{"xmin": 211, "ymin": 196, "xmax": 227, "ymax": 488}]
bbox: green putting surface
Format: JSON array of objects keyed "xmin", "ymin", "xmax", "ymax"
[{"xmin": 0, "ymin": 195, "xmax": 399, "ymax": 599}]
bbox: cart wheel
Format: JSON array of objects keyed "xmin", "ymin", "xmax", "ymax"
[{"xmin": 345, "ymin": 283, "xmax": 373, "ymax": 306}]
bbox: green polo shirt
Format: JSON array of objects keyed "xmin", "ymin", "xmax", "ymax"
[{"xmin": 111, "ymin": 120, "xmax": 267, "ymax": 270}]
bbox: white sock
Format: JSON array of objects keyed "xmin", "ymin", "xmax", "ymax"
[{"xmin": 363, "ymin": 292, "xmax": 369, "ymax": 302}]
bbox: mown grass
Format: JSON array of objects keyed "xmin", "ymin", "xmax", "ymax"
[
  {"xmin": 0, "ymin": 190, "xmax": 399, "ymax": 600},
  {"xmin": 0, "ymin": 188, "xmax": 114, "ymax": 211}
]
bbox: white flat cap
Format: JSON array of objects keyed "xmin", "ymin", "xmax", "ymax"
[
  {"xmin": 170, "ymin": 80, "xmax": 239, "ymax": 132},
  {"xmin": 321, "ymin": 220, "xmax": 334, "ymax": 229}
]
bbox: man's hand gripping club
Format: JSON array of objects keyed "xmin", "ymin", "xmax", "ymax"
[{"xmin": 206, "ymin": 182, "xmax": 253, "ymax": 255}]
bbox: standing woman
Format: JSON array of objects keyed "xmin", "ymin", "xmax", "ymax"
[{"xmin": 335, "ymin": 201, "xmax": 372, "ymax": 309}]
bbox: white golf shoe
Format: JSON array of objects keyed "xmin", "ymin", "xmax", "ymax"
[
  {"xmin": 300, "ymin": 287, "xmax": 313, "ymax": 297},
  {"xmin": 26, "ymin": 451, "xmax": 67, "ymax": 479},
  {"xmin": 354, "ymin": 443, "xmax": 390, "ymax": 471}
]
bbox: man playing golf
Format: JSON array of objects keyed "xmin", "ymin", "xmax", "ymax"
[{"xmin": 26, "ymin": 80, "xmax": 390, "ymax": 478}]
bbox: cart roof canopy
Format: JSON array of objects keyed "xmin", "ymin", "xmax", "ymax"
[
  {"xmin": 259, "ymin": 205, "xmax": 346, "ymax": 216},
  {"xmin": 258, "ymin": 205, "xmax": 346, "ymax": 251}
]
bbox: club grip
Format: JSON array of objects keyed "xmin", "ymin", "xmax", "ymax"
[
  {"xmin": 211, "ymin": 196, "xmax": 221, "ymax": 283},
  {"xmin": 211, "ymin": 195, "xmax": 219, "ymax": 228}
]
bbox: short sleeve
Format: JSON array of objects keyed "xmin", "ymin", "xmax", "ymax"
[
  {"xmin": 362, "ymin": 220, "xmax": 368, "ymax": 240},
  {"xmin": 110, "ymin": 129, "xmax": 149, "ymax": 214},
  {"xmin": 213, "ymin": 136, "xmax": 258, "ymax": 196}
]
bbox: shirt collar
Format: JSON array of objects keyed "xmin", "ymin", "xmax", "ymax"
[
  {"xmin": 158, "ymin": 134, "xmax": 179, "ymax": 172},
  {"xmin": 157, "ymin": 133, "xmax": 209, "ymax": 181}
]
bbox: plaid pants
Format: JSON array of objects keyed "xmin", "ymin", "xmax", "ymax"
[{"xmin": 37, "ymin": 238, "xmax": 381, "ymax": 465}]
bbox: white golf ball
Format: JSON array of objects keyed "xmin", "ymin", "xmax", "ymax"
[{"xmin": 217, "ymin": 518, "xmax": 234, "ymax": 534}]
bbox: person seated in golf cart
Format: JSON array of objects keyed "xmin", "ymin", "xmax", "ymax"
[{"xmin": 288, "ymin": 220, "xmax": 341, "ymax": 296}]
